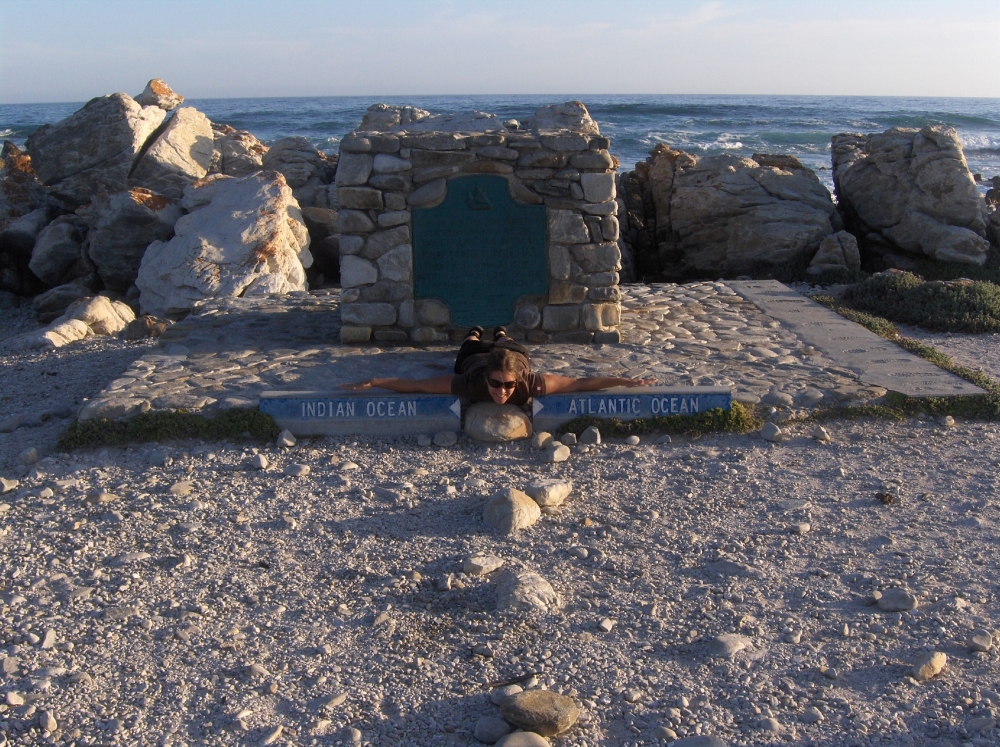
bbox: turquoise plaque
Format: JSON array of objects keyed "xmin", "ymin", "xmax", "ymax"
[{"xmin": 412, "ymin": 175, "xmax": 547, "ymax": 327}]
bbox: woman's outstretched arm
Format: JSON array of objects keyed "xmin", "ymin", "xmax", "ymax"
[
  {"xmin": 339, "ymin": 375, "xmax": 455, "ymax": 394},
  {"xmin": 542, "ymin": 374, "xmax": 657, "ymax": 394}
]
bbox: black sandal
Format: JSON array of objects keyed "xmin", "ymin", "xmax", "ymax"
[
  {"xmin": 493, "ymin": 326, "xmax": 507, "ymax": 341},
  {"xmin": 467, "ymin": 325, "xmax": 484, "ymax": 340}
]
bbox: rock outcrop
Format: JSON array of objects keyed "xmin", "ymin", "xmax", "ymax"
[
  {"xmin": 833, "ymin": 126, "xmax": 991, "ymax": 266},
  {"xmin": 0, "ymin": 145, "xmax": 52, "ymax": 294},
  {"xmin": 356, "ymin": 100, "xmax": 601, "ymax": 136},
  {"xmin": 261, "ymin": 137, "xmax": 337, "ymax": 207},
  {"xmin": 134, "ymin": 79, "xmax": 184, "ymax": 111},
  {"xmin": 32, "ymin": 282, "xmax": 95, "ymax": 323},
  {"xmin": 129, "ymin": 107, "xmax": 214, "ymax": 199},
  {"xmin": 622, "ymin": 146, "xmax": 842, "ymax": 277},
  {"xmin": 208, "ymin": 124, "xmax": 268, "ymax": 177},
  {"xmin": 25, "ymin": 93, "xmax": 166, "ymax": 206},
  {"xmin": 0, "ymin": 143, "xmax": 47, "ymax": 228},
  {"xmin": 300, "ymin": 206, "xmax": 339, "ymax": 280},
  {"xmin": 28, "ymin": 214, "xmax": 90, "ymax": 286},
  {"xmin": 358, "ymin": 104, "xmax": 504, "ymax": 132},
  {"xmin": 808, "ymin": 230, "xmax": 861, "ymax": 275},
  {"xmin": 78, "ymin": 188, "xmax": 182, "ymax": 293},
  {"xmin": 136, "ymin": 172, "xmax": 311, "ymax": 317},
  {"xmin": 522, "ymin": 101, "xmax": 601, "ymax": 135},
  {"xmin": 0, "ymin": 206, "xmax": 50, "ymax": 257}
]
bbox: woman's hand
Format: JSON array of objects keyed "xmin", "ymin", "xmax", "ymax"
[
  {"xmin": 339, "ymin": 380, "xmax": 374, "ymax": 391},
  {"xmin": 622, "ymin": 377, "xmax": 658, "ymax": 387}
]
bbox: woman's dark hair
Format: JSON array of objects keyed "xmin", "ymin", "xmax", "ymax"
[{"xmin": 485, "ymin": 346, "xmax": 527, "ymax": 379}]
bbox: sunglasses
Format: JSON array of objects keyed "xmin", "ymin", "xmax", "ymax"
[{"xmin": 487, "ymin": 377, "xmax": 517, "ymax": 391}]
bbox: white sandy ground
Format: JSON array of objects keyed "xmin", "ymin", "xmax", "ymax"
[{"xmin": 1, "ymin": 309, "xmax": 999, "ymax": 747}]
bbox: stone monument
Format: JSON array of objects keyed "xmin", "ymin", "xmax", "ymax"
[{"xmin": 336, "ymin": 102, "xmax": 623, "ymax": 344}]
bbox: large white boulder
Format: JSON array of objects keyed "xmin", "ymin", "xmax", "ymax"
[
  {"xmin": 833, "ymin": 126, "xmax": 991, "ymax": 265},
  {"xmin": 24, "ymin": 93, "xmax": 166, "ymax": 205},
  {"xmin": 3, "ymin": 295, "xmax": 135, "ymax": 352},
  {"xmin": 1, "ymin": 318, "xmax": 90, "ymax": 352},
  {"xmin": 136, "ymin": 172, "xmax": 312, "ymax": 317},
  {"xmin": 129, "ymin": 107, "xmax": 214, "ymax": 199},
  {"xmin": 65, "ymin": 295, "xmax": 135, "ymax": 336},
  {"xmin": 78, "ymin": 188, "xmax": 182, "ymax": 293},
  {"xmin": 645, "ymin": 147, "xmax": 843, "ymax": 275}
]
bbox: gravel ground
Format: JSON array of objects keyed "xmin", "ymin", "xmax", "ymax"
[
  {"xmin": 0, "ymin": 306, "xmax": 156, "ymax": 473},
  {"xmin": 1, "ymin": 311, "xmax": 999, "ymax": 747}
]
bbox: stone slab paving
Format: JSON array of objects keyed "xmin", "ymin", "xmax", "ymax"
[
  {"xmin": 728, "ymin": 280, "xmax": 985, "ymax": 398},
  {"xmin": 76, "ymin": 281, "xmax": 978, "ymax": 425}
]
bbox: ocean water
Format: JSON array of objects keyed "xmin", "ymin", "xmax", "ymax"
[{"xmin": 2, "ymin": 94, "xmax": 998, "ymax": 193}]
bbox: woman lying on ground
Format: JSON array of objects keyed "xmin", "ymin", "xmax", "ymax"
[{"xmin": 341, "ymin": 326, "xmax": 656, "ymax": 405}]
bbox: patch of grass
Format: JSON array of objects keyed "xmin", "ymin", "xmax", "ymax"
[
  {"xmin": 557, "ymin": 401, "xmax": 763, "ymax": 439},
  {"xmin": 58, "ymin": 408, "xmax": 280, "ymax": 450},
  {"xmin": 841, "ymin": 271, "xmax": 1000, "ymax": 333}
]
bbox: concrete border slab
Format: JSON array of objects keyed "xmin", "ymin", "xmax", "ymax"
[{"xmin": 727, "ymin": 280, "xmax": 984, "ymax": 398}]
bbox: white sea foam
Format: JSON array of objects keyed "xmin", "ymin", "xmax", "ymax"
[{"xmin": 960, "ymin": 133, "xmax": 1000, "ymax": 152}]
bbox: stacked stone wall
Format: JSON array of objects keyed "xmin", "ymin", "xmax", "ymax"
[{"xmin": 337, "ymin": 126, "xmax": 621, "ymax": 344}]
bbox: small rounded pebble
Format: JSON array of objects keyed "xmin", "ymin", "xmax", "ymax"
[
  {"xmin": 433, "ymin": 431, "xmax": 458, "ymax": 447},
  {"xmin": 545, "ymin": 444, "xmax": 571, "ymax": 463}
]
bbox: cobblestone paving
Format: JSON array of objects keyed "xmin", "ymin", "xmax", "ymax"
[{"xmin": 77, "ymin": 282, "xmax": 894, "ymax": 422}]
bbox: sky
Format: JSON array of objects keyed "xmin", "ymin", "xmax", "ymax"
[{"xmin": 1, "ymin": 0, "xmax": 998, "ymax": 104}]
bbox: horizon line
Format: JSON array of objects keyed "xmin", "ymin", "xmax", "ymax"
[{"xmin": 3, "ymin": 92, "xmax": 1000, "ymax": 107}]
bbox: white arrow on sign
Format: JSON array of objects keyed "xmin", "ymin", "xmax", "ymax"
[
  {"xmin": 450, "ymin": 399, "xmax": 462, "ymax": 418},
  {"xmin": 532, "ymin": 399, "xmax": 544, "ymax": 416}
]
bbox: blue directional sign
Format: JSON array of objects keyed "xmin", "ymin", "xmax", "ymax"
[
  {"xmin": 259, "ymin": 391, "xmax": 462, "ymax": 436},
  {"xmin": 531, "ymin": 386, "xmax": 732, "ymax": 432}
]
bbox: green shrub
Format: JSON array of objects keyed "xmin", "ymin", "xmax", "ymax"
[
  {"xmin": 873, "ymin": 246, "xmax": 1000, "ymax": 283},
  {"xmin": 58, "ymin": 408, "xmax": 280, "ymax": 450},
  {"xmin": 742, "ymin": 253, "xmax": 868, "ymax": 286},
  {"xmin": 842, "ymin": 272, "xmax": 1000, "ymax": 333}
]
